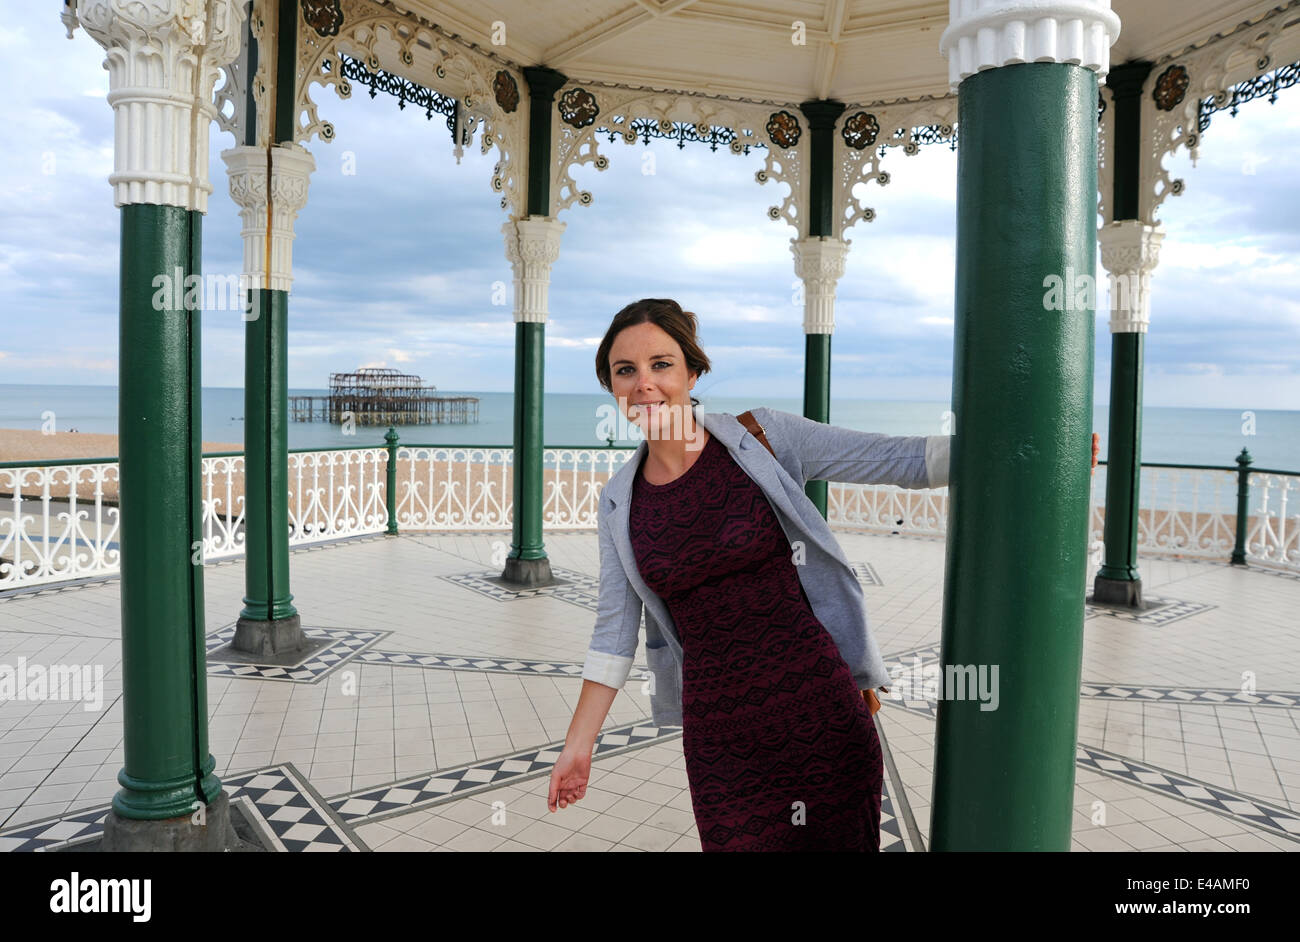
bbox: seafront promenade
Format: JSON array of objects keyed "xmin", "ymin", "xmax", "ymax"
[{"xmin": 0, "ymin": 523, "xmax": 1296, "ymax": 852}]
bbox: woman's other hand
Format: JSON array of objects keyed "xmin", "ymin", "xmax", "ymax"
[
  {"xmin": 548, "ymin": 742, "xmax": 593, "ymax": 812},
  {"xmin": 1091, "ymin": 432, "xmax": 1099, "ymax": 476}
]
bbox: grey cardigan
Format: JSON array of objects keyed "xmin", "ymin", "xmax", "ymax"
[{"xmin": 580, "ymin": 406, "xmax": 952, "ymax": 728}]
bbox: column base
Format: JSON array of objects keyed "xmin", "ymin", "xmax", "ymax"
[
  {"xmin": 101, "ymin": 791, "xmax": 242, "ymax": 852},
  {"xmin": 1090, "ymin": 574, "xmax": 1143, "ymax": 609},
  {"xmin": 499, "ymin": 556, "xmax": 555, "ymax": 588},
  {"xmin": 232, "ymin": 613, "xmax": 307, "ymax": 658}
]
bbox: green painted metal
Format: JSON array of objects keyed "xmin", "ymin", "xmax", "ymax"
[
  {"xmin": 522, "ymin": 66, "xmax": 567, "ymax": 217},
  {"xmin": 1232, "ymin": 447, "xmax": 1253, "ymax": 565},
  {"xmin": 237, "ymin": 0, "xmax": 300, "ymax": 625},
  {"xmin": 932, "ymin": 62, "xmax": 1097, "ymax": 851},
  {"xmin": 1105, "ymin": 61, "xmax": 1152, "ymax": 223},
  {"xmin": 114, "ymin": 204, "xmax": 221, "ymax": 820},
  {"xmin": 803, "ymin": 332, "xmax": 830, "ymax": 516},
  {"xmin": 386, "ymin": 426, "xmax": 400, "ymax": 535},
  {"xmin": 273, "ymin": 0, "xmax": 297, "ymax": 145},
  {"xmin": 1095, "ymin": 61, "xmax": 1152, "ymax": 593},
  {"xmin": 797, "ymin": 100, "xmax": 843, "ymax": 520},
  {"xmin": 505, "ymin": 66, "xmax": 565, "ymax": 574},
  {"xmin": 511, "ymin": 321, "xmax": 547, "ymax": 561},
  {"xmin": 240, "ymin": 288, "xmax": 297, "ymax": 622},
  {"xmin": 799, "ymin": 100, "xmax": 847, "ymax": 238},
  {"xmin": 1097, "ymin": 331, "xmax": 1143, "ymax": 582}
]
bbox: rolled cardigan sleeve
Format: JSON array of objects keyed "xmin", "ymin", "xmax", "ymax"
[
  {"xmin": 925, "ymin": 434, "xmax": 952, "ymax": 488},
  {"xmin": 580, "ymin": 498, "xmax": 642, "ymax": 690},
  {"xmin": 758, "ymin": 407, "xmax": 945, "ymax": 490}
]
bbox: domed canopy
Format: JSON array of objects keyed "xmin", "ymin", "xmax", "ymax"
[{"xmin": 394, "ymin": 0, "xmax": 1281, "ymax": 102}]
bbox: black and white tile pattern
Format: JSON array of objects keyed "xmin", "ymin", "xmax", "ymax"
[
  {"xmin": 356, "ymin": 649, "xmax": 604, "ymax": 678},
  {"xmin": 1086, "ymin": 595, "xmax": 1216, "ymax": 626},
  {"xmin": 205, "ymin": 625, "xmax": 388, "ymax": 683},
  {"xmin": 850, "ymin": 561, "xmax": 883, "ymax": 587},
  {"xmin": 332, "ymin": 721, "xmax": 682, "ymax": 826},
  {"xmin": 1080, "ymin": 682, "xmax": 1300, "ymax": 709},
  {"xmin": 0, "ymin": 763, "xmax": 365, "ymax": 852},
  {"xmin": 441, "ymin": 568, "xmax": 600, "ymax": 612},
  {"xmin": 1076, "ymin": 744, "xmax": 1300, "ymax": 843}
]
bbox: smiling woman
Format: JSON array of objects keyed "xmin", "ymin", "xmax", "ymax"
[{"xmin": 546, "ymin": 296, "xmax": 953, "ymax": 851}]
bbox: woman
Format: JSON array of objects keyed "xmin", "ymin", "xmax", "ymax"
[{"xmin": 546, "ymin": 298, "xmax": 1089, "ymax": 851}]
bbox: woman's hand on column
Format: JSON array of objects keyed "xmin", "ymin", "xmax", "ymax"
[{"xmin": 1091, "ymin": 432, "xmax": 1099, "ymax": 477}]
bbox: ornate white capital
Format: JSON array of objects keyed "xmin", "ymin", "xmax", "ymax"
[
  {"xmin": 71, "ymin": 0, "xmax": 244, "ymax": 212},
  {"xmin": 1098, "ymin": 220, "xmax": 1163, "ymax": 333},
  {"xmin": 503, "ymin": 216, "xmax": 566, "ymax": 325},
  {"xmin": 221, "ymin": 144, "xmax": 315, "ymax": 292},
  {"xmin": 939, "ymin": 0, "xmax": 1121, "ymax": 90},
  {"xmin": 791, "ymin": 237, "xmax": 850, "ymax": 334}
]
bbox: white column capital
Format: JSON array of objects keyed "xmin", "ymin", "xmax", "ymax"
[
  {"xmin": 791, "ymin": 237, "xmax": 850, "ymax": 334},
  {"xmin": 222, "ymin": 144, "xmax": 316, "ymax": 293},
  {"xmin": 1098, "ymin": 219, "xmax": 1164, "ymax": 333},
  {"xmin": 939, "ymin": 0, "xmax": 1121, "ymax": 90},
  {"xmin": 70, "ymin": 0, "xmax": 245, "ymax": 212},
  {"xmin": 504, "ymin": 216, "xmax": 566, "ymax": 325}
]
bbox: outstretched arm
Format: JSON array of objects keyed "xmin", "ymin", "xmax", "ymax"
[{"xmin": 755, "ymin": 407, "xmax": 949, "ymax": 489}]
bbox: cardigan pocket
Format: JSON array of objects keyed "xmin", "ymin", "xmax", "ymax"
[{"xmin": 644, "ymin": 642, "xmax": 683, "ymax": 727}]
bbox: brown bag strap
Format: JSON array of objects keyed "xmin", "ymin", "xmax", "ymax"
[
  {"xmin": 739, "ymin": 409, "xmax": 890, "ymax": 712},
  {"xmin": 736, "ymin": 410, "xmax": 775, "ymax": 458}
]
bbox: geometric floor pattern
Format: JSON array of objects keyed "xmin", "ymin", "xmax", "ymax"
[
  {"xmin": 440, "ymin": 568, "xmax": 602, "ymax": 612},
  {"xmin": 331, "ymin": 721, "xmax": 681, "ymax": 826},
  {"xmin": 1084, "ymin": 596, "xmax": 1216, "ymax": 626},
  {"xmin": 205, "ymin": 624, "xmax": 388, "ymax": 683},
  {"xmin": 2, "ymin": 532, "xmax": 1296, "ymax": 852},
  {"xmin": 0, "ymin": 763, "xmax": 365, "ymax": 852},
  {"xmin": 353, "ymin": 649, "xmax": 599, "ymax": 678},
  {"xmin": 1075, "ymin": 744, "xmax": 1300, "ymax": 844}
]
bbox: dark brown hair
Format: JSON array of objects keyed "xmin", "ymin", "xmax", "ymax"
[{"xmin": 595, "ymin": 299, "xmax": 712, "ymax": 407}]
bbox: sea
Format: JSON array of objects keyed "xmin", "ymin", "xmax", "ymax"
[{"xmin": 1, "ymin": 383, "xmax": 1296, "ymax": 473}]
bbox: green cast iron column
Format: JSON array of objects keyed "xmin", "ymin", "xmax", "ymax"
[
  {"xmin": 503, "ymin": 65, "xmax": 567, "ymax": 586},
  {"xmin": 1096, "ymin": 329, "xmax": 1143, "ymax": 586},
  {"xmin": 115, "ymin": 205, "xmax": 222, "ymax": 819},
  {"xmin": 931, "ymin": 63, "xmax": 1098, "ymax": 850},
  {"xmin": 240, "ymin": 287, "xmax": 297, "ymax": 623},
  {"xmin": 239, "ymin": 0, "xmax": 299, "ymax": 633},
  {"xmin": 513, "ymin": 317, "xmax": 546, "ymax": 565},
  {"xmin": 1094, "ymin": 62, "xmax": 1153, "ymax": 607},
  {"xmin": 798, "ymin": 100, "xmax": 845, "ymax": 518}
]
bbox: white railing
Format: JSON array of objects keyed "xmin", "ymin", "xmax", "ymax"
[
  {"xmin": 0, "ymin": 461, "xmax": 121, "ymax": 590},
  {"xmin": 3, "ymin": 448, "xmax": 1296, "ymax": 591},
  {"xmin": 828, "ymin": 483, "xmax": 949, "ymax": 537},
  {"xmin": 201, "ymin": 447, "xmax": 391, "ymax": 562},
  {"xmin": 393, "ymin": 446, "xmax": 634, "ymax": 530},
  {"xmin": 1244, "ymin": 472, "xmax": 1299, "ymax": 572}
]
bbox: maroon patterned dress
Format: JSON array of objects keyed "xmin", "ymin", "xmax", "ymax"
[{"xmin": 630, "ymin": 431, "xmax": 883, "ymax": 851}]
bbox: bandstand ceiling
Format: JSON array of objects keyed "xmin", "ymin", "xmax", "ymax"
[{"xmin": 393, "ymin": 0, "xmax": 1298, "ymax": 104}]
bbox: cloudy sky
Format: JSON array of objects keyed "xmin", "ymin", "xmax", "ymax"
[{"xmin": 4, "ymin": 7, "xmax": 1299, "ymax": 410}]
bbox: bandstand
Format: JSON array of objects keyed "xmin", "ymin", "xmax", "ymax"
[{"xmin": 56, "ymin": 0, "xmax": 1300, "ymax": 851}]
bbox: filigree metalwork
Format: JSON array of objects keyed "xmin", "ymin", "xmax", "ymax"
[
  {"xmin": 596, "ymin": 116, "xmax": 763, "ymax": 153},
  {"xmin": 878, "ymin": 122, "xmax": 958, "ymax": 155},
  {"xmin": 1197, "ymin": 59, "xmax": 1300, "ymax": 132},
  {"xmin": 335, "ymin": 53, "xmax": 469, "ymax": 144},
  {"xmin": 493, "ymin": 69, "xmax": 519, "ymax": 113},
  {"xmin": 766, "ymin": 109, "xmax": 801, "ymax": 148},
  {"xmin": 841, "ymin": 111, "xmax": 879, "ymax": 150},
  {"xmin": 1153, "ymin": 64, "xmax": 1189, "ymax": 111},
  {"xmin": 558, "ymin": 87, "xmax": 599, "ymax": 128},
  {"xmin": 303, "ymin": 0, "xmax": 343, "ymax": 37}
]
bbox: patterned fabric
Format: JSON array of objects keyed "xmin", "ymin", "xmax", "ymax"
[{"xmin": 630, "ymin": 432, "xmax": 882, "ymax": 851}]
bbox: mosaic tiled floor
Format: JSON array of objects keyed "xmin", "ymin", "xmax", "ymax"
[{"xmin": 1, "ymin": 531, "xmax": 1296, "ymax": 851}]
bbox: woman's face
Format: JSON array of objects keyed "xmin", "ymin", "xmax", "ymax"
[{"xmin": 607, "ymin": 321, "xmax": 698, "ymax": 441}]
